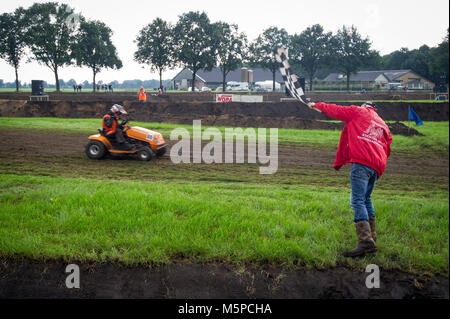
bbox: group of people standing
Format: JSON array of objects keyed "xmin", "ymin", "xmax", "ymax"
[
  {"xmin": 73, "ymin": 83, "xmax": 114, "ymax": 92},
  {"xmin": 97, "ymin": 83, "xmax": 114, "ymax": 92},
  {"xmin": 72, "ymin": 83, "xmax": 165, "ymax": 97},
  {"xmin": 72, "ymin": 84, "xmax": 83, "ymax": 92}
]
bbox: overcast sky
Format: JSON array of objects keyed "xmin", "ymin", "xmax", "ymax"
[{"xmin": 1, "ymin": 0, "xmax": 448, "ymax": 84}]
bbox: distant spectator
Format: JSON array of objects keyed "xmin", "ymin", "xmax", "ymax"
[
  {"xmin": 78, "ymin": 84, "xmax": 82, "ymax": 92},
  {"xmin": 361, "ymin": 89, "xmax": 366, "ymax": 94},
  {"xmin": 156, "ymin": 88, "xmax": 162, "ymax": 96},
  {"xmin": 73, "ymin": 84, "xmax": 77, "ymax": 92},
  {"xmin": 109, "ymin": 84, "xmax": 113, "ymax": 92},
  {"xmin": 96, "ymin": 83, "xmax": 100, "ymax": 91},
  {"xmin": 138, "ymin": 86, "xmax": 147, "ymax": 102}
]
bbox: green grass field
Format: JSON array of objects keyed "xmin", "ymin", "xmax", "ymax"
[
  {"xmin": 0, "ymin": 118, "xmax": 448, "ymax": 275},
  {"xmin": 0, "ymin": 174, "xmax": 447, "ymax": 275}
]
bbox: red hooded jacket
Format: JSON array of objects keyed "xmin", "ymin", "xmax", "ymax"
[{"xmin": 314, "ymin": 102, "xmax": 392, "ymax": 177}]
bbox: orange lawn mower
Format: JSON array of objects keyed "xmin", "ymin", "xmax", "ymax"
[{"xmin": 85, "ymin": 116, "xmax": 167, "ymax": 161}]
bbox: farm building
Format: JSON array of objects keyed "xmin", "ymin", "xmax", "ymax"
[
  {"xmin": 170, "ymin": 67, "xmax": 284, "ymax": 90},
  {"xmin": 381, "ymin": 70, "xmax": 435, "ymax": 89},
  {"xmin": 323, "ymin": 69, "xmax": 434, "ymax": 89},
  {"xmin": 169, "ymin": 68, "xmax": 207, "ymax": 90},
  {"xmin": 323, "ymin": 71, "xmax": 390, "ymax": 89}
]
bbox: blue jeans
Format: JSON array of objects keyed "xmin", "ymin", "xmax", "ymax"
[{"xmin": 350, "ymin": 163, "xmax": 378, "ymax": 223}]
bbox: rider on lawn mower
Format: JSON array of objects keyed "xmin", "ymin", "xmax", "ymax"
[{"xmin": 102, "ymin": 104, "xmax": 134, "ymax": 150}]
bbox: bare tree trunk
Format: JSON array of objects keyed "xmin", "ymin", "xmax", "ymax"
[
  {"xmin": 346, "ymin": 72, "xmax": 350, "ymax": 92},
  {"xmin": 191, "ymin": 70, "xmax": 196, "ymax": 92},
  {"xmin": 309, "ymin": 74, "xmax": 314, "ymax": 91},
  {"xmin": 54, "ymin": 66, "xmax": 60, "ymax": 92},
  {"xmin": 93, "ymin": 70, "xmax": 96, "ymax": 92},
  {"xmin": 159, "ymin": 69, "xmax": 163, "ymax": 89},
  {"xmin": 222, "ymin": 71, "xmax": 226, "ymax": 92},
  {"xmin": 14, "ymin": 66, "xmax": 19, "ymax": 92},
  {"xmin": 272, "ymin": 71, "xmax": 276, "ymax": 91}
]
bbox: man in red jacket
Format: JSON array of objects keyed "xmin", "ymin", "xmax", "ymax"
[{"xmin": 307, "ymin": 101, "xmax": 392, "ymax": 257}]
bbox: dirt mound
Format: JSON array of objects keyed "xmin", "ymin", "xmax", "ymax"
[
  {"xmin": 143, "ymin": 113, "xmax": 419, "ymax": 136},
  {"xmin": 0, "ymin": 259, "xmax": 447, "ymax": 299},
  {"xmin": 0, "ymin": 99, "xmax": 445, "ymax": 135},
  {"xmin": 388, "ymin": 121, "xmax": 423, "ymax": 136}
]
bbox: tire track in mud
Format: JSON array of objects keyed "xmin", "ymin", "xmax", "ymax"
[{"xmin": 0, "ymin": 129, "xmax": 448, "ymax": 179}]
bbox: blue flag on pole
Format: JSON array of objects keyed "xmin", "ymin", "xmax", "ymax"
[{"xmin": 409, "ymin": 106, "xmax": 423, "ymax": 125}]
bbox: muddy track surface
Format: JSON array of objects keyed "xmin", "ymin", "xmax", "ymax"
[
  {"xmin": 0, "ymin": 259, "xmax": 448, "ymax": 299},
  {"xmin": 0, "ymin": 129, "xmax": 447, "ymax": 177}
]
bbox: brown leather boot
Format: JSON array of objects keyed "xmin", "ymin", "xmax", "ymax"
[
  {"xmin": 369, "ymin": 217, "xmax": 377, "ymax": 242},
  {"xmin": 344, "ymin": 221, "xmax": 377, "ymax": 257}
]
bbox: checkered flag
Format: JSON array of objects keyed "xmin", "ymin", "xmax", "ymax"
[{"xmin": 274, "ymin": 47, "xmax": 308, "ymax": 105}]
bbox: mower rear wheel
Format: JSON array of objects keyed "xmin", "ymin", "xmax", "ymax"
[
  {"xmin": 137, "ymin": 147, "xmax": 153, "ymax": 161},
  {"xmin": 86, "ymin": 140, "xmax": 107, "ymax": 159}
]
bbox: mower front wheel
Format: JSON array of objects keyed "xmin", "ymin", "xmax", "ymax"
[
  {"xmin": 155, "ymin": 145, "xmax": 167, "ymax": 157},
  {"xmin": 136, "ymin": 147, "xmax": 153, "ymax": 161},
  {"xmin": 86, "ymin": 140, "xmax": 107, "ymax": 159}
]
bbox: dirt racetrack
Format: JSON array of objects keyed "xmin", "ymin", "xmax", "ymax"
[
  {"xmin": 0, "ymin": 91, "xmax": 448, "ymax": 299},
  {"xmin": 0, "ymin": 127, "xmax": 448, "ymax": 298},
  {"xmin": 2, "ymin": 129, "xmax": 447, "ymax": 178}
]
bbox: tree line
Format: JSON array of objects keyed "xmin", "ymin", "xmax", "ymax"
[
  {"xmin": 1, "ymin": 2, "xmax": 448, "ymax": 93},
  {"xmin": 0, "ymin": 2, "xmax": 121, "ymax": 92},
  {"xmin": 0, "ymin": 78, "xmax": 170, "ymax": 90},
  {"xmin": 133, "ymin": 14, "xmax": 381, "ymax": 92}
]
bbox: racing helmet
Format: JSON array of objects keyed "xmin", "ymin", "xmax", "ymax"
[{"xmin": 110, "ymin": 104, "xmax": 128, "ymax": 115}]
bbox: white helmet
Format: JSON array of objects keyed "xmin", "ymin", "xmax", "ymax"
[{"xmin": 111, "ymin": 104, "xmax": 127, "ymax": 115}]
